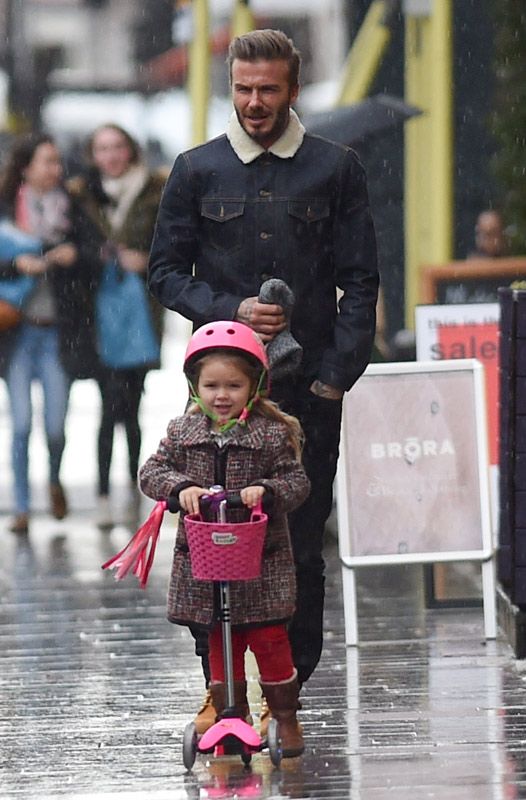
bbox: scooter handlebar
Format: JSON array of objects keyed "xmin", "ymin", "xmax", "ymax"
[
  {"xmin": 166, "ymin": 487, "xmax": 272, "ymax": 515},
  {"xmin": 199, "ymin": 491, "xmax": 244, "ymax": 512}
]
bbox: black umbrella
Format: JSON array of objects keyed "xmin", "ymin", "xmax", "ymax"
[{"xmin": 303, "ymin": 93, "xmax": 422, "ymax": 145}]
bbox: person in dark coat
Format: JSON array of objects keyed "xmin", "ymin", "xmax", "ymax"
[
  {"xmin": 0, "ymin": 133, "xmax": 102, "ymax": 535},
  {"xmin": 147, "ymin": 29, "xmax": 379, "ymax": 727},
  {"xmin": 68, "ymin": 123, "xmax": 166, "ymax": 528},
  {"xmin": 139, "ymin": 321, "xmax": 310, "ymax": 757}
]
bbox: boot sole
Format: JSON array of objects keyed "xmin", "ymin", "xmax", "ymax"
[{"xmin": 281, "ymin": 747, "xmax": 304, "ymax": 758}]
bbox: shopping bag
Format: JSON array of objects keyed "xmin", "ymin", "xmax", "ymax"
[
  {"xmin": 95, "ymin": 259, "xmax": 160, "ymax": 369},
  {"xmin": 0, "ymin": 219, "xmax": 42, "ymax": 331}
]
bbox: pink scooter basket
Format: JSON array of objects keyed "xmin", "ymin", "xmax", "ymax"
[{"xmin": 184, "ymin": 505, "xmax": 267, "ymax": 581}]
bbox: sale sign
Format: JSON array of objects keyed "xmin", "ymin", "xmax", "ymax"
[{"xmin": 415, "ymin": 304, "xmax": 499, "ymax": 464}]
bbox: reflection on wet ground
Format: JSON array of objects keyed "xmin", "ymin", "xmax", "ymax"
[{"xmin": 2, "ymin": 509, "xmax": 526, "ymax": 799}]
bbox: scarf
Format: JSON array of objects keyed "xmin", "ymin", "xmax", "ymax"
[
  {"xmin": 101, "ymin": 164, "xmax": 149, "ymax": 235},
  {"xmin": 16, "ymin": 185, "xmax": 71, "ymax": 246}
]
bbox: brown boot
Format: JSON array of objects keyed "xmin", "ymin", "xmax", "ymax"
[
  {"xmin": 9, "ymin": 513, "xmax": 29, "ymax": 535},
  {"xmin": 260, "ymin": 671, "xmax": 304, "ymax": 758},
  {"xmin": 259, "ymin": 695, "xmax": 271, "ymax": 738},
  {"xmin": 209, "ymin": 681, "xmax": 253, "ymax": 723},
  {"xmin": 193, "ymin": 689, "xmax": 217, "ymax": 735},
  {"xmin": 260, "ymin": 692, "xmax": 302, "ymax": 737},
  {"xmin": 50, "ymin": 483, "xmax": 68, "ymax": 520}
]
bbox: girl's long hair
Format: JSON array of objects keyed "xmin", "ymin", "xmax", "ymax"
[
  {"xmin": 186, "ymin": 350, "xmax": 304, "ymax": 460},
  {"xmin": 0, "ymin": 133, "xmax": 55, "ymax": 207}
]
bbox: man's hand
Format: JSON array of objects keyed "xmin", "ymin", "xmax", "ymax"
[
  {"xmin": 309, "ymin": 380, "xmax": 344, "ymax": 401},
  {"xmin": 236, "ymin": 297, "xmax": 286, "ymax": 342}
]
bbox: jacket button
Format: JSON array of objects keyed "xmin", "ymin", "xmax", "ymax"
[
  {"xmin": 259, "ymin": 189, "xmax": 271, "ymax": 197},
  {"xmin": 260, "ymin": 231, "xmax": 271, "ymax": 240}
]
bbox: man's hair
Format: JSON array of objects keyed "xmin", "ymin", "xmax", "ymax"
[{"xmin": 228, "ymin": 29, "xmax": 301, "ymax": 87}]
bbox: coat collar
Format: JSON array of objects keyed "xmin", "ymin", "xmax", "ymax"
[
  {"xmin": 178, "ymin": 411, "xmax": 267, "ymax": 449},
  {"xmin": 226, "ymin": 109, "xmax": 306, "ymax": 165}
]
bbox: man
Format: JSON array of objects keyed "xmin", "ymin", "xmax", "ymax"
[
  {"xmin": 148, "ymin": 29, "xmax": 378, "ymax": 731},
  {"xmin": 468, "ymin": 209, "xmax": 507, "ymax": 259}
]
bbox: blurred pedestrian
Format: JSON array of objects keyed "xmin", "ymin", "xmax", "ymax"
[
  {"xmin": 0, "ymin": 133, "xmax": 102, "ymax": 535},
  {"xmin": 468, "ymin": 209, "xmax": 507, "ymax": 259},
  {"xmin": 68, "ymin": 124, "xmax": 165, "ymax": 527}
]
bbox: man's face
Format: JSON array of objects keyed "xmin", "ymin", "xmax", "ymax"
[
  {"xmin": 476, "ymin": 212, "xmax": 505, "ymax": 257},
  {"xmin": 231, "ymin": 58, "xmax": 299, "ymax": 150}
]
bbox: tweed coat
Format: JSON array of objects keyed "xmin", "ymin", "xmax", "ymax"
[{"xmin": 139, "ymin": 411, "xmax": 311, "ymax": 629}]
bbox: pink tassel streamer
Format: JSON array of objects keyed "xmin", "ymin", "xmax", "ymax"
[{"xmin": 101, "ymin": 500, "xmax": 167, "ymax": 588}]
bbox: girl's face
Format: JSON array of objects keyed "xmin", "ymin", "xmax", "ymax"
[
  {"xmin": 91, "ymin": 127, "xmax": 134, "ymax": 178},
  {"xmin": 197, "ymin": 356, "xmax": 252, "ymax": 429},
  {"xmin": 24, "ymin": 142, "xmax": 63, "ymax": 192}
]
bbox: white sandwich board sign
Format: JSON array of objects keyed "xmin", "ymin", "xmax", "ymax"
[{"xmin": 336, "ymin": 359, "xmax": 496, "ymax": 644}]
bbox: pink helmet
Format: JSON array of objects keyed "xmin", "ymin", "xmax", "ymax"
[{"xmin": 184, "ymin": 321, "xmax": 269, "ymax": 380}]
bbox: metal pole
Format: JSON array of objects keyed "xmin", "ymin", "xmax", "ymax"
[
  {"xmin": 231, "ymin": 0, "xmax": 254, "ymax": 38},
  {"xmin": 5, "ymin": 0, "xmax": 35, "ymax": 131},
  {"xmin": 189, "ymin": 0, "xmax": 210, "ymax": 146},
  {"xmin": 404, "ymin": 0, "xmax": 453, "ymax": 328},
  {"xmin": 217, "ymin": 499, "xmax": 235, "ymax": 708},
  {"xmin": 336, "ymin": 0, "xmax": 396, "ymax": 106},
  {"xmin": 429, "ymin": 0, "xmax": 453, "ymax": 265}
]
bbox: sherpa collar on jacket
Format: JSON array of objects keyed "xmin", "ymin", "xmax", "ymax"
[
  {"xmin": 226, "ymin": 109, "xmax": 306, "ymax": 165},
  {"xmin": 177, "ymin": 411, "xmax": 268, "ymax": 450}
]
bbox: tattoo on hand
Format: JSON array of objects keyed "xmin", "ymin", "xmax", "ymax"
[{"xmin": 237, "ymin": 300, "xmax": 255, "ymax": 325}]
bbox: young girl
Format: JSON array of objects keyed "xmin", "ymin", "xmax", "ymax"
[{"xmin": 139, "ymin": 321, "xmax": 310, "ymax": 758}]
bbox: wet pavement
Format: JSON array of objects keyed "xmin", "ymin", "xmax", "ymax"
[{"xmin": 3, "ymin": 320, "xmax": 526, "ymax": 798}]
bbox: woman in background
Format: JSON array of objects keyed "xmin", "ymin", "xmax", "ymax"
[
  {"xmin": 0, "ymin": 133, "xmax": 101, "ymax": 535},
  {"xmin": 69, "ymin": 124, "xmax": 165, "ymax": 527}
]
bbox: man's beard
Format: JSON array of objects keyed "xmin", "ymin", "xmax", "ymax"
[{"xmin": 235, "ymin": 104, "xmax": 290, "ymax": 148}]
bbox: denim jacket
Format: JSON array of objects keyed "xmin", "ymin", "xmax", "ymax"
[{"xmin": 149, "ymin": 121, "xmax": 378, "ymax": 391}]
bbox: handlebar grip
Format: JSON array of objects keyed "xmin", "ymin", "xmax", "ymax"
[
  {"xmin": 225, "ymin": 492, "xmax": 244, "ymax": 509},
  {"xmin": 166, "ymin": 496, "xmax": 180, "ymax": 514}
]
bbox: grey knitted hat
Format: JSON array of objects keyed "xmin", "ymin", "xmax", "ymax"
[{"xmin": 258, "ymin": 278, "xmax": 303, "ymax": 382}]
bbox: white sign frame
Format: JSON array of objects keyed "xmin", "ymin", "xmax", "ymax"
[{"xmin": 336, "ymin": 359, "xmax": 496, "ymax": 643}]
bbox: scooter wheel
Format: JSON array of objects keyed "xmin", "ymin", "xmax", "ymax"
[
  {"xmin": 266, "ymin": 717, "xmax": 282, "ymax": 768},
  {"xmin": 241, "ymin": 750, "xmax": 252, "ymax": 766},
  {"xmin": 182, "ymin": 722, "xmax": 198, "ymax": 770}
]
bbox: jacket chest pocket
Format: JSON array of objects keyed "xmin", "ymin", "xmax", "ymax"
[
  {"xmin": 288, "ymin": 200, "xmax": 331, "ymax": 240},
  {"xmin": 200, "ymin": 199, "xmax": 245, "ymax": 253}
]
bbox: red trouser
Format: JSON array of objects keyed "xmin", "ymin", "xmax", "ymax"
[{"xmin": 208, "ymin": 623, "xmax": 294, "ymax": 683}]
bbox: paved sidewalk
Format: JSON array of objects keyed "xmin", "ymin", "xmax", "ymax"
[{"xmin": 2, "ymin": 318, "xmax": 526, "ymax": 798}]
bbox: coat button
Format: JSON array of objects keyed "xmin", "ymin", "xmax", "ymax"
[
  {"xmin": 260, "ymin": 232, "xmax": 271, "ymax": 240},
  {"xmin": 259, "ymin": 190, "xmax": 271, "ymax": 197}
]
